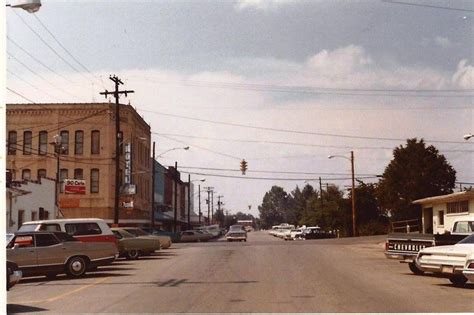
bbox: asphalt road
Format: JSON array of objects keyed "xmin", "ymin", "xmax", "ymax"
[{"xmin": 7, "ymin": 231, "xmax": 474, "ymax": 313}]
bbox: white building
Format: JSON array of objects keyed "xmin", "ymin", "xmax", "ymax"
[
  {"xmin": 413, "ymin": 190, "xmax": 474, "ymax": 234},
  {"xmin": 6, "ymin": 178, "xmax": 56, "ymax": 233}
]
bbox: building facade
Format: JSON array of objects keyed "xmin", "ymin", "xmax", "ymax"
[{"xmin": 6, "ymin": 103, "xmax": 152, "ymax": 225}]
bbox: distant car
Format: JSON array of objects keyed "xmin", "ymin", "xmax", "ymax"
[
  {"xmin": 7, "ymin": 261, "xmax": 22, "ymax": 291},
  {"xmin": 180, "ymin": 230, "xmax": 213, "ymax": 242},
  {"xmin": 416, "ymin": 234, "xmax": 474, "ymax": 287},
  {"xmin": 303, "ymin": 227, "xmax": 335, "ymax": 240},
  {"xmin": 122, "ymin": 227, "xmax": 172, "ymax": 249},
  {"xmin": 7, "ymin": 231, "xmax": 117, "ymax": 278},
  {"xmin": 284, "ymin": 228, "xmax": 304, "ymax": 240},
  {"xmin": 226, "ymin": 225, "xmax": 247, "ymax": 242},
  {"xmin": 111, "ymin": 228, "xmax": 161, "ymax": 260}
]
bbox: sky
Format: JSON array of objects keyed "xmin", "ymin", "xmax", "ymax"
[{"xmin": 3, "ymin": 0, "xmax": 474, "ymax": 217}]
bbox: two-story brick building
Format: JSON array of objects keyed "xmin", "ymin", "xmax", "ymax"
[{"xmin": 6, "ymin": 103, "xmax": 152, "ymax": 226}]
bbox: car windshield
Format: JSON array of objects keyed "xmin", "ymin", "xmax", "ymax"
[
  {"xmin": 457, "ymin": 234, "xmax": 474, "ymax": 244},
  {"xmin": 229, "ymin": 226, "xmax": 243, "ymax": 231},
  {"xmin": 17, "ymin": 224, "xmax": 39, "ymax": 232}
]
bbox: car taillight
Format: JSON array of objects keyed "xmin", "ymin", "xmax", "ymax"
[
  {"xmin": 385, "ymin": 242, "xmax": 389, "ymax": 251},
  {"xmin": 467, "ymin": 262, "xmax": 474, "ymax": 269}
]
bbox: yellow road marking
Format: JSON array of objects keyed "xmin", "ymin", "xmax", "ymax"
[{"xmin": 10, "ymin": 277, "xmax": 110, "ymax": 304}]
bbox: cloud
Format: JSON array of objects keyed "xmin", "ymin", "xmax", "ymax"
[
  {"xmin": 235, "ymin": 0, "xmax": 295, "ymax": 11},
  {"xmin": 434, "ymin": 36, "xmax": 452, "ymax": 48},
  {"xmin": 452, "ymin": 59, "xmax": 474, "ymax": 89}
]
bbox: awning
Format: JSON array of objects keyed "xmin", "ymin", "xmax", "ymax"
[{"xmin": 413, "ymin": 190, "xmax": 474, "ymax": 205}]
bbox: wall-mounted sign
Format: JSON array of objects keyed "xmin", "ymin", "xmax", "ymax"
[
  {"xmin": 64, "ymin": 179, "xmax": 86, "ymax": 194},
  {"xmin": 122, "ymin": 201, "xmax": 134, "ymax": 208},
  {"xmin": 121, "ymin": 184, "xmax": 136, "ymax": 195},
  {"xmin": 124, "ymin": 143, "xmax": 132, "ymax": 184}
]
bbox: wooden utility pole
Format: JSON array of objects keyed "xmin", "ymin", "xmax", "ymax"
[{"xmin": 99, "ymin": 75, "xmax": 134, "ymax": 225}]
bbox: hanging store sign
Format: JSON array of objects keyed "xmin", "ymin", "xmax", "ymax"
[
  {"xmin": 64, "ymin": 179, "xmax": 86, "ymax": 194},
  {"xmin": 124, "ymin": 143, "xmax": 132, "ymax": 184}
]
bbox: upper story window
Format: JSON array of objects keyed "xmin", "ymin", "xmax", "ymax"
[
  {"xmin": 22, "ymin": 169, "xmax": 31, "ymax": 180},
  {"xmin": 91, "ymin": 130, "xmax": 100, "ymax": 154},
  {"xmin": 8, "ymin": 131, "xmax": 17, "ymax": 155},
  {"xmin": 60, "ymin": 168, "xmax": 68, "ymax": 193},
  {"xmin": 60, "ymin": 131, "xmax": 69, "ymax": 155},
  {"xmin": 39, "ymin": 131, "xmax": 48, "ymax": 155},
  {"xmin": 74, "ymin": 168, "xmax": 84, "ymax": 180},
  {"xmin": 75, "ymin": 130, "xmax": 84, "ymax": 155},
  {"xmin": 91, "ymin": 169, "xmax": 99, "ymax": 193},
  {"xmin": 23, "ymin": 131, "xmax": 32, "ymax": 155}
]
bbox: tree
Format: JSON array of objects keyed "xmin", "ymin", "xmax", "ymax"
[
  {"xmin": 350, "ymin": 181, "xmax": 388, "ymax": 235},
  {"xmin": 258, "ymin": 186, "xmax": 289, "ymax": 228},
  {"xmin": 377, "ymin": 138, "xmax": 456, "ymax": 221},
  {"xmin": 288, "ymin": 184, "xmax": 317, "ymax": 226}
]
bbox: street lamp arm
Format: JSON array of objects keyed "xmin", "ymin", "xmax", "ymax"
[
  {"xmin": 157, "ymin": 146, "xmax": 190, "ymax": 158},
  {"xmin": 328, "ymin": 154, "xmax": 351, "ymax": 161}
]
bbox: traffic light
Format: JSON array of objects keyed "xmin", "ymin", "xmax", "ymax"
[{"xmin": 240, "ymin": 159, "xmax": 248, "ymax": 175}]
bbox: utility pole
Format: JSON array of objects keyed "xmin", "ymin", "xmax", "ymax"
[
  {"xmin": 151, "ymin": 141, "xmax": 155, "ymax": 230},
  {"xmin": 350, "ymin": 150, "xmax": 357, "ymax": 237},
  {"xmin": 99, "ymin": 75, "xmax": 134, "ymax": 226},
  {"xmin": 217, "ymin": 195, "xmax": 223, "ymax": 225},
  {"xmin": 211, "ymin": 189, "xmax": 214, "ymax": 224},
  {"xmin": 51, "ymin": 134, "xmax": 61, "ymax": 219},
  {"xmin": 173, "ymin": 161, "xmax": 178, "ymax": 232},
  {"xmin": 187, "ymin": 174, "xmax": 191, "ymax": 230},
  {"xmin": 204, "ymin": 186, "xmax": 213, "ymax": 225},
  {"xmin": 319, "ymin": 176, "xmax": 323, "ymax": 208},
  {"xmin": 198, "ymin": 184, "xmax": 202, "ymax": 224}
]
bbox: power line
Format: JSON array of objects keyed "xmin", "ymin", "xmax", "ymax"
[
  {"xmin": 381, "ymin": 0, "xmax": 474, "ymax": 13},
  {"xmin": 7, "ymin": 69, "xmax": 63, "ymax": 102},
  {"xmin": 142, "ymin": 109, "xmax": 472, "ymax": 145},
  {"xmin": 6, "ymin": 87, "xmax": 35, "ymax": 103}
]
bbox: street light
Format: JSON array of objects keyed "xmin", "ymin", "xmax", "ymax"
[
  {"xmin": 157, "ymin": 146, "xmax": 189, "ymax": 158},
  {"xmin": 6, "ymin": 0, "xmax": 41, "ymax": 13},
  {"xmin": 187, "ymin": 177, "xmax": 206, "ymax": 230},
  {"xmin": 328, "ymin": 151, "xmax": 357, "ymax": 237},
  {"xmin": 463, "ymin": 134, "xmax": 473, "ymax": 140}
]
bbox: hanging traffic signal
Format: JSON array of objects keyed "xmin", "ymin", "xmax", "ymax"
[{"xmin": 240, "ymin": 159, "xmax": 248, "ymax": 175}]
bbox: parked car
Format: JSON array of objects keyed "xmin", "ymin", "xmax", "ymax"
[
  {"xmin": 303, "ymin": 227, "xmax": 335, "ymax": 239},
  {"xmin": 18, "ymin": 218, "xmax": 118, "ymax": 246},
  {"xmin": 122, "ymin": 227, "xmax": 172, "ymax": 249},
  {"xmin": 463, "ymin": 253, "xmax": 474, "ymax": 284},
  {"xmin": 111, "ymin": 228, "xmax": 161, "ymax": 259},
  {"xmin": 285, "ymin": 228, "xmax": 304, "ymax": 240},
  {"xmin": 7, "ymin": 231, "xmax": 118, "ymax": 278},
  {"xmin": 226, "ymin": 225, "xmax": 247, "ymax": 242},
  {"xmin": 7, "ymin": 261, "xmax": 22, "ymax": 291},
  {"xmin": 180, "ymin": 230, "xmax": 213, "ymax": 242},
  {"xmin": 416, "ymin": 233, "xmax": 474, "ymax": 287}
]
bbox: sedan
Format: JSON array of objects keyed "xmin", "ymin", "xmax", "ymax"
[
  {"xmin": 7, "ymin": 231, "xmax": 117, "ymax": 278},
  {"xmin": 180, "ymin": 230, "xmax": 213, "ymax": 242},
  {"xmin": 416, "ymin": 233, "xmax": 474, "ymax": 287},
  {"xmin": 111, "ymin": 228, "xmax": 161, "ymax": 260},
  {"xmin": 122, "ymin": 227, "xmax": 172, "ymax": 249},
  {"xmin": 226, "ymin": 225, "xmax": 247, "ymax": 242}
]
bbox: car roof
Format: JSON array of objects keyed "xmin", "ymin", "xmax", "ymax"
[
  {"xmin": 22, "ymin": 218, "xmax": 105, "ymax": 224},
  {"xmin": 14, "ymin": 231, "xmax": 69, "ymax": 236}
]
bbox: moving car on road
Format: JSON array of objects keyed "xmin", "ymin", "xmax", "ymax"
[
  {"xmin": 122, "ymin": 227, "xmax": 172, "ymax": 249},
  {"xmin": 416, "ymin": 233, "xmax": 474, "ymax": 287},
  {"xmin": 7, "ymin": 231, "xmax": 118, "ymax": 278},
  {"xmin": 226, "ymin": 225, "xmax": 247, "ymax": 242},
  {"xmin": 111, "ymin": 228, "xmax": 161, "ymax": 260},
  {"xmin": 180, "ymin": 230, "xmax": 213, "ymax": 242}
]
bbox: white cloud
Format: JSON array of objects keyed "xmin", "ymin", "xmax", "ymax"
[
  {"xmin": 452, "ymin": 59, "xmax": 474, "ymax": 89},
  {"xmin": 235, "ymin": 0, "xmax": 295, "ymax": 11},
  {"xmin": 434, "ymin": 36, "xmax": 452, "ymax": 48}
]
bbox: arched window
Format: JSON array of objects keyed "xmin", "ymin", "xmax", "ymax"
[
  {"xmin": 75, "ymin": 130, "xmax": 84, "ymax": 155},
  {"xmin": 91, "ymin": 169, "xmax": 99, "ymax": 193},
  {"xmin": 37, "ymin": 169, "xmax": 47, "ymax": 179},
  {"xmin": 91, "ymin": 130, "xmax": 100, "ymax": 154},
  {"xmin": 23, "ymin": 131, "xmax": 32, "ymax": 155},
  {"xmin": 60, "ymin": 130, "xmax": 69, "ymax": 155},
  {"xmin": 8, "ymin": 131, "xmax": 17, "ymax": 155},
  {"xmin": 39, "ymin": 131, "xmax": 48, "ymax": 155},
  {"xmin": 22, "ymin": 169, "xmax": 31, "ymax": 180}
]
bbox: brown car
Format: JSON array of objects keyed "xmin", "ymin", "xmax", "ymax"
[
  {"xmin": 111, "ymin": 228, "xmax": 161, "ymax": 260},
  {"xmin": 7, "ymin": 231, "xmax": 118, "ymax": 278},
  {"xmin": 122, "ymin": 227, "xmax": 172, "ymax": 249}
]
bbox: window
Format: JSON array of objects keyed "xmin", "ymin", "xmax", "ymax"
[
  {"xmin": 38, "ymin": 224, "xmax": 61, "ymax": 232},
  {"xmin": 91, "ymin": 169, "xmax": 99, "ymax": 193},
  {"xmin": 44, "ymin": 210, "xmax": 50, "ymax": 220},
  {"xmin": 39, "ymin": 131, "xmax": 48, "ymax": 155},
  {"xmin": 35, "ymin": 234, "xmax": 59, "ymax": 247},
  {"xmin": 453, "ymin": 221, "xmax": 473, "ymax": 234},
  {"xmin": 74, "ymin": 168, "xmax": 84, "ymax": 180},
  {"xmin": 60, "ymin": 169, "xmax": 68, "ymax": 193},
  {"xmin": 60, "ymin": 131, "xmax": 69, "ymax": 155},
  {"xmin": 18, "ymin": 210, "xmax": 24, "ymax": 227},
  {"xmin": 31, "ymin": 211, "xmax": 37, "ymax": 221},
  {"xmin": 65, "ymin": 223, "xmax": 102, "ymax": 236},
  {"xmin": 13, "ymin": 235, "xmax": 33, "ymax": 248},
  {"xmin": 22, "ymin": 169, "xmax": 31, "ymax": 180},
  {"xmin": 447, "ymin": 200, "xmax": 469, "ymax": 214},
  {"xmin": 438, "ymin": 211, "xmax": 444, "ymax": 226},
  {"xmin": 23, "ymin": 131, "xmax": 32, "ymax": 155},
  {"xmin": 37, "ymin": 169, "xmax": 47, "ymax": 179},
  {"xmin": 8, "ymin": 131, "xmax": 17, "ymax": 155},
  {"xmin": 91, "ymin": 130, "xmax": 100, "ymax": 154},
  {"xmin": 75, "ymin": 130, "xmax": 84, "ymax": 155}
]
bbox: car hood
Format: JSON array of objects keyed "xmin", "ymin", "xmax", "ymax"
[{"xmin": 420, "ymin": 244, "xmax": 474, "ymax": 256}]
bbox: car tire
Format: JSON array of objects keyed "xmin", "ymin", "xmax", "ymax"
[
  {"xmin": 449, "ymin": 275, "xmax": 468, "ymax": 287},
  {"xmin": 126, "ymin": 250, "xmax": 140, "ymax": 260},
  {"xmin": 408, "ymin": 262, "xmax": 424, "ymax": 275},
  {"xmin": 66, "ymin": 256, "xmax": 87, "ymax": 277}
]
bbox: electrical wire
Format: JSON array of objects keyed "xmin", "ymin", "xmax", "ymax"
[
  {"xmin": 381, "ymin": 0, "xmax": 474, "ymax": 13},
  {"xmin": 6, "ymin": 87, "xmax": 35, "ymax": 103},
  {"xmin": 7, "ymin": 69, "xmax": 63, "ymax": 102},
  {"xmin": 142, "ymin": 109, "xmax": 472, "ymax": 145}
]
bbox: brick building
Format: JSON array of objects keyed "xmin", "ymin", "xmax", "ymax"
[{"xmin": 6, "ymin": 103, "xmax": 152, "ymax": 226}]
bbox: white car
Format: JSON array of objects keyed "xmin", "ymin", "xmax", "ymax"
[
  {"xmin": 416, "ymin": 234, "xmax": 474, "ymax": 287},
  {"xmin": 463, "ymin": 253, "xmax": 474, "ymax": 283},
  {"xmin": 284, "ymin": 229, "xmax": 304, "ymax": 240}
]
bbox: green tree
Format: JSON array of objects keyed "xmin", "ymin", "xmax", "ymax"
[
  {"xmin": 258, "ymin": 186, "xmax": 289, "ymax": 228},
  {"xmin": 377, "ymin": 138, "xmax": 456, "ymax": 221},
  {"xmin": 288, "ymin": 184, "xmax": 317, "ymax": 226},
  {"xmin": 350, "ymin": 181, "xmax": 388, "ymax": 235}
]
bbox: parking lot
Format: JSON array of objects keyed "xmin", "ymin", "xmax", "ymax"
[{"xmin": 7, "ymin": 231, "xmax": 473, "ymax": 313}]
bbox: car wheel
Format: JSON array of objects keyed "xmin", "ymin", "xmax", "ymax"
[
  {"xmin": 408, "ymin": 262, "xmax": 424, "ymax": 275},
  {"xmin": 126, "ymin": 250, "xmax": 140, "ymax": 260},
  {"xmin": 66, "ymin": 256, "xmax": 87, "ymax": 277},
  {"xmin": 449, "ymin": 275, "xmax": 468, "ymax": 287}
]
